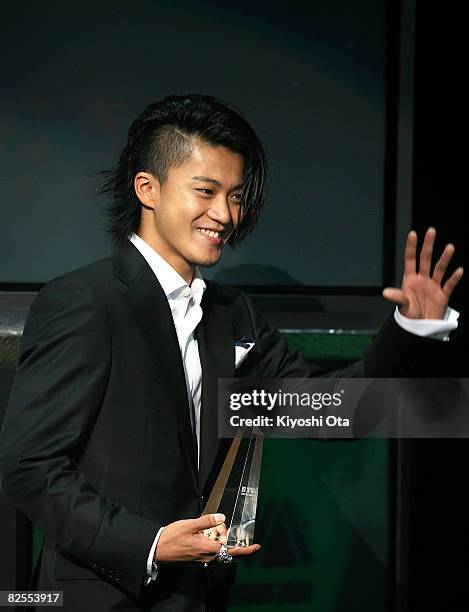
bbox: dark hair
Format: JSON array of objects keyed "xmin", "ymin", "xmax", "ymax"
[{"xmin": 99, "ymin": 94, "xmax": 267, "ymax": 245}]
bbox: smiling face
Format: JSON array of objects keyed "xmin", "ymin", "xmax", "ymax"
[{"xmin": 134, "ymin": 140, "xmax": 244, "ymax": 284}]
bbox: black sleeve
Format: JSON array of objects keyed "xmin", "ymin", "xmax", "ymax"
[{"xmin": 241, "ymin": 291, "xmax": 452, "ymax": 379}]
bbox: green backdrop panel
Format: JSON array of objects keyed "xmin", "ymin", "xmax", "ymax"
[{"xmin": 229, "ymin": 333, "xmax": 389, "ymax": 611}]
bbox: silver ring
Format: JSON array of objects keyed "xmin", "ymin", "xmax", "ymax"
[{"xmin": 216, "ymin": 544, "xmax": 233, "ymax": 564}]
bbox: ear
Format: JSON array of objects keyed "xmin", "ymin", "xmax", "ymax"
[{"xmin": 134, "ymin": 172, "xmax": 161, "ymax": 210}]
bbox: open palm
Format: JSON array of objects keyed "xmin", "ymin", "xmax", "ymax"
[{"xmin": 382, "ymin": 227, "xmax": 464, "ymax": 319}]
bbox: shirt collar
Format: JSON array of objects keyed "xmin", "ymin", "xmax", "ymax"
[{"xmin": 129, "ymin": 233, "xmax": 206, "ymax": 305}]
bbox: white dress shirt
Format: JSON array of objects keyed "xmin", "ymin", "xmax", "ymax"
[
  {"xmin": 129, "ymin": 233, "xmax": 206, "ymax": 584},
  {"xmin": 129, "ymin": 232, "xmax": 459, "ymax": 584},
  {"xmin": 394, "ymin": 305, "xmax": 459, "ymax": 340}
]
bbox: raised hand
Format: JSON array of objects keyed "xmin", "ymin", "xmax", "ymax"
[
  {"xmin": 155, "ymin": 513, "xmax": 260, "ymax": 563},
  {"xmin": 382, "ymin": 227, "xmax": 464, "ymax": 319}
]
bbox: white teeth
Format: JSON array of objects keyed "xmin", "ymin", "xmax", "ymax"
[{"xmin": 197, "ymin": 228, "xmax": 221, "ymax": 239}]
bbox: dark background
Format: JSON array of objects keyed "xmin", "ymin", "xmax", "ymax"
[
  {"xmin": 0, "ymin": 0, "xmax": 387, "ymax": 287},
  {"xmin": 407, "ymin": 3, "xmax": 468, "ymax": 610}
]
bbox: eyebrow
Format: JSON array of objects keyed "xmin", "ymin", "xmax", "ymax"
[{"xmin": 191, "ymin": 176, "xmax": 244, "ymax": 190}]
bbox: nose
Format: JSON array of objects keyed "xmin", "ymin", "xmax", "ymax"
[{"xmin": 208, "ymin": 194, "xmax": 234, "ymax": 227}]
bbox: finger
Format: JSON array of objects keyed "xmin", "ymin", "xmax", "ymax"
[
  {"xmin": 190, "ymin": 513, "xmax": 226, "ymax": 533},
  {"xmin": 199, "ymin": 550, "xmax": 223, "ymax": 562},
  {"xmin": 202, "ymin": 524, "xmax": 227, "ymax": 543},
  {"xmin": 213, "ymin": 523, "xmax": 227, "ymax": 544},
  {"xmin": 382, "ymin": 287, "xmax": 409, "ymax": 310},
  {"xmin": 442, "ymin": 266, "xmax": 464, "ymax": 298},
  {"xmin": 419, "ymin": 227, "xmax": 436, "ymax": 276},
  {"xmin": 195, "ymin": 534, "xmax": 225, "ymax": 557},
  {"xmin": 202, "ymin": 523, "xmax": 227, "ymax": 535},
  {"xmin": 403, "ymin": 230, "xmax": 417, "ymax": 277},
  {"xmin": 230, "ymin": 544, "xmax": 261, "ymax": 557},
  {"xmin": 432, "ymin": 243, "xmax": 455, "ymax": 285},
  {"xmin": 200, "ymin": 542, "xmax": 224, "ymax": 557}
]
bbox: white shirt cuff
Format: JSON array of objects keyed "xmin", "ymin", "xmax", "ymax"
[
  {"xmin": 144, "ymin": 526, "xmax": 165, "ymax": 586},
  {"xmin": 394, "ymin": 306, "xmax": 460, "ymax": 341}
]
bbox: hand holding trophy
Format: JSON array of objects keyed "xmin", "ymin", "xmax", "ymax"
[{"xmin": 202, "ymin": 428, "xmax": 264, "ymax": 563}]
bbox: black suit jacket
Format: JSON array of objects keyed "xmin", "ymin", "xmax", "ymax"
[{"xmin": 0, "ymin": 240, "xmax": 445, "ymax": 611}]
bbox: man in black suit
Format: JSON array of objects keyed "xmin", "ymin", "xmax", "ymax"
[{"xmin": 0, "ymin": 95, "xmax": 463, "ymax": 611}]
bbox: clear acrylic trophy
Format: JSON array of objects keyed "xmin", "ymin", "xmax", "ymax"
[{"xmin": 202, "ymin": 427, "xmax": 264, "ymax": 558}]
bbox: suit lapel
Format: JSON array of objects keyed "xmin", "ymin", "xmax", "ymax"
[
  {"xmin": 111, "ymin": 241, "xmax": 198, "ymax": 490},
  {"xmin": 197, "ymin": 283, "xmax": 235, "ymax": 492}
]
